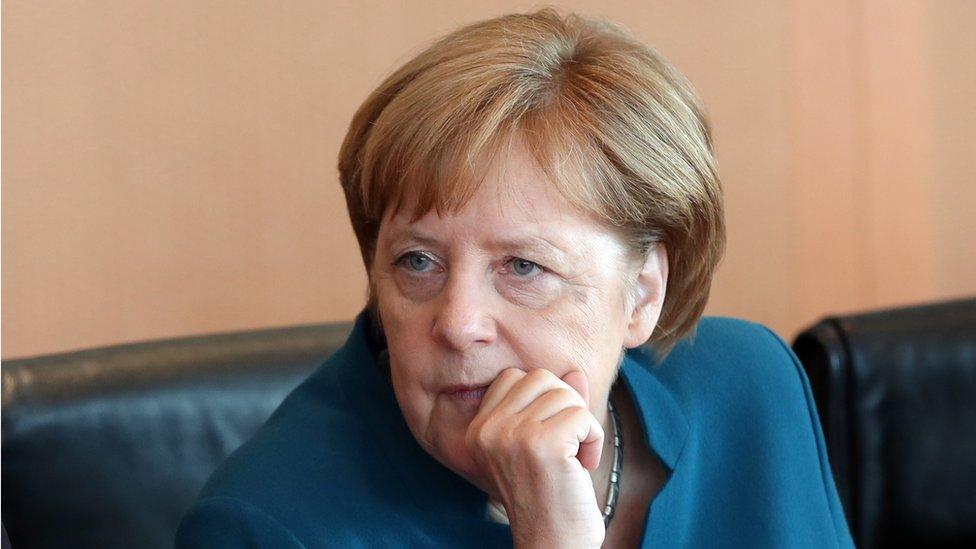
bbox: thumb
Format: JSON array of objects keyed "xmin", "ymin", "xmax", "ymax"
[{"xmin": 561, "ymin": 370, "xmax": 589, "ymax": 406}]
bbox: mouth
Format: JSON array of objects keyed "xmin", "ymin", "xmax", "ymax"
[{"xmin": 443, "ymin": 383, "xmax": 491, "ymax": 403}]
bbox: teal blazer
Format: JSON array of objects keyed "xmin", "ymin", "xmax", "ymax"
[{"xmin": 176, "ymin": 310, "xmax": 854, "ymax": 548}]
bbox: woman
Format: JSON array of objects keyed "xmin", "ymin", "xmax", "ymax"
[{"xmin": 177, "ymin": 9, "xmax": 853, "ymax": 548}]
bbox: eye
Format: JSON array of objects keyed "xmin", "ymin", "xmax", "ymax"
[
  {"xmin": 509, "ymin": 257, "xmax": 541, "ymax": 277},
  {"xmin": 397, "ymin": 251, "xmax": 438, "ymax": 273}
]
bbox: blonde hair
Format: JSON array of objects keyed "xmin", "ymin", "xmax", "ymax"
[{"xmin": 338, "ymin": 9, "xmax": 725, "ymax": 359}]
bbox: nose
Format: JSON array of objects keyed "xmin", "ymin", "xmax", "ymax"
[{"xmin": 431, "ymin": 270, "xmax": 497, "ymax": 352}]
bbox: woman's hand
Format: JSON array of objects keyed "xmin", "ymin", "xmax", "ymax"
[{"xmin": 465, "ymin": 367, "xmax": 606, "ymax": 549}]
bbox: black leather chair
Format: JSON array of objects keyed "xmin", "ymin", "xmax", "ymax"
[
  {"xmin": 792, "ymin": 297, "xmax": 976, "ymax": 548},
  {"xmin": 2, "ymin": 322, "xmax": 353, "ymax": 549}
]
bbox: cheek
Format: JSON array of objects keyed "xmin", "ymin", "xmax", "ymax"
[
  {"xmin": 382, "ymin": 317, "xmax": 433, "ymax": 401},
  {"xmin": 374, "ymin": 270, "xmax": 430, "ymax": 354},
  {"xmin": 373, "ymin": 280, "xmax": 437, "ymax": 424},
  {"xmin": 507, "ymin": 281, "xmax": 621, "ymax": 380},
  {"xmin": 388, "ymin": 356, "xmax": 433, "ymax": 433},
  {"xmin": 386, "ymin": 349, "xmax": 448, "ymax": 464}
]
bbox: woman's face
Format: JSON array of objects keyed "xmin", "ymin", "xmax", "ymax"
[{"xmin": 371, "ymin": 143, "xmax": 665, "ymax": 489}]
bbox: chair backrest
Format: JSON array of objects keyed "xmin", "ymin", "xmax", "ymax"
[
  {"xmin": 792, "ymin": 298, "xmax": 976, "ymax": 549},
  {"xmin": 2, "ymin": 322, "xmax": 352, "ymax": 549}
]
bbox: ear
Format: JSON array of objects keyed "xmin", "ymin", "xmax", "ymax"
[{"xmin": 623, "ymin": 244, "xmax": 668, "ymax": 349}]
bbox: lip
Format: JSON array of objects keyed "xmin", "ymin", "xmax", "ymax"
[
  {"xmin": 443, "ymin": 383, "xmax": 491, "ymax": 401},
  {"xmin": 443, "ymin": 382, "xmax": 492, "ymax": 393}
]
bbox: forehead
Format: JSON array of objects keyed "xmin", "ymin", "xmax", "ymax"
[{"xmin": 381, "ymin": 143, "xmax": 604, "ymax": 243}]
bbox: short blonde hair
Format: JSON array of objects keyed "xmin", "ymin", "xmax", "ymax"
[{"xmin": 338, "ymin": 9, "xmax": 725, "ymax": 359}]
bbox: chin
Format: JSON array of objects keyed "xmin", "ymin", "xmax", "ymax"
[
  {"xmin": 396, "ymin": 390, "xmax": 492, "ymax": 494},
  {"xmin": 427, "ymin": 427, "xmax": 488, "ymax": 492}
]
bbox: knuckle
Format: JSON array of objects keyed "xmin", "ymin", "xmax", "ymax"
[
  {"xmin": 559, "ymin": 404, "xmax": 589, "ymax": 423},
  {"xmin": 499, "ymin": 368, "xmax": 525, "ymax": 382},
  {"xmin": 526, "ymin": 368, "xmax": 554, "ymax": 383},
  {"xmin": 551, "ymin": 387, "xmax": 577, "ymax": 403},
  {"xmin": 571, "ymin": 405, "xmax": 592, "ymax": 420}
]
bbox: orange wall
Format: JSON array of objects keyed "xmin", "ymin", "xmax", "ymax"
[{"xmin": 3, "ymin": 0, "xmax": 974, "ymax": 359}]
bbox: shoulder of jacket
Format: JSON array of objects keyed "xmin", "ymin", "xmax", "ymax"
[{"xmin": 633, "ymin": 316, "xmax": 807, "ymax": 418}]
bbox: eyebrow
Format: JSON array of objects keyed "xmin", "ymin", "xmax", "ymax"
[
  {"xmin": 487, "ymin": 234, "xmax": 571, "ymax": 264},
  {"xmin": 388, "ymin": 229, "xmax": 442, "ymax": 250},
  {"xmin": 388, "ymin": 229, "xmax": 573, "ymax": 264}
]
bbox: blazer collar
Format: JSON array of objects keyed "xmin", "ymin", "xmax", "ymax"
[{"xmin": 618, "ymin": 350, "xmax": 691, "ymax": 472}]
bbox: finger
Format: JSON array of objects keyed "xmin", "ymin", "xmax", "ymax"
[
  {"xmin": 518, "ymin": 387, "xmax": 587, "ymax": 421},
  {"xmin": 476, "ymin": 368, "xmax": 526, "ymax": 416},
  {"xmin": 544, "ymin": 406, "xmax": 605, "ymax": 471},
  {"xmin": 561, "ymin": 370, "xmax": 589, "ymax": 406},
  {"xmin": 493, "ymin": 368, "xmax": 571, "ymax": 416}
]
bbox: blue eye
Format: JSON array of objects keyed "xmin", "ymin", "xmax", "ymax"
[
  {"xmin": 400, "ymin": 252, "xmax": 435, "ymax": 273},
  {"xmin": 511, "ymin": 258, "xmax": 540, "ymax": 277}
]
